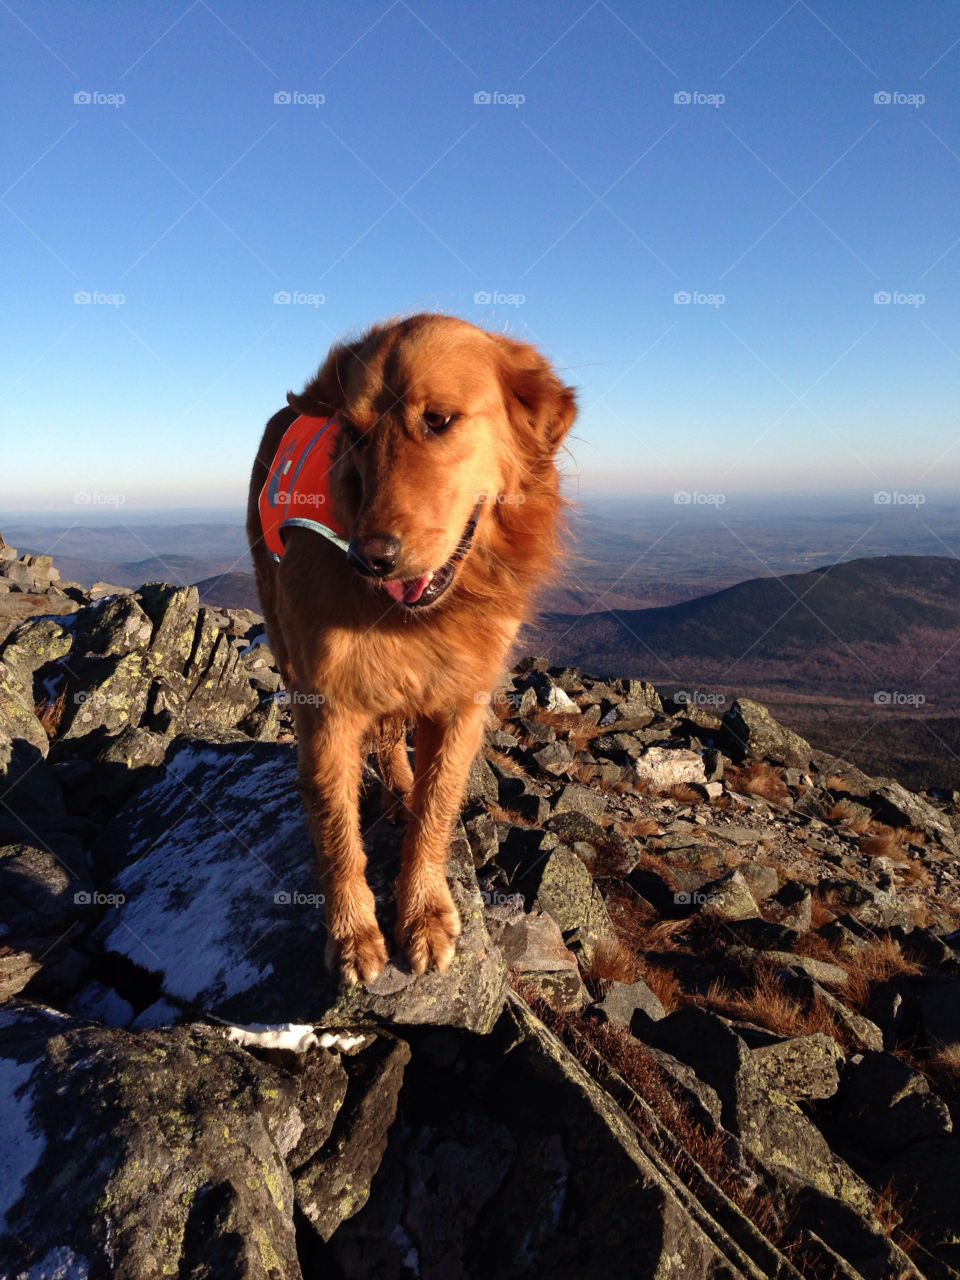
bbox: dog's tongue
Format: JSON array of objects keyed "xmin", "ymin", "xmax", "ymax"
[{"xmin": 383, "ymin": 573, "xmax": 432, "ymax": 604}]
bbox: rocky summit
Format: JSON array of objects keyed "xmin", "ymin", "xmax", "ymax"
[{"xmin": 1, "ymin": 537, "xmax": 959, "ymax": 1280}]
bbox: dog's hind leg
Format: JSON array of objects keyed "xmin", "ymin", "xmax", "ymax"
[
  {"xmin": 375, "ymin": 716, "xmax": 414, "ymax": 822},
  {"xmin": 294, "ymin": 700, "xmax": 388, "ymax": 986},
  {"xmin": 395, "ymin": 700, "xmax": 486, "ymax": 974}
]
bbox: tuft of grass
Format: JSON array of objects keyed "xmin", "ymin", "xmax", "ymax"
[
  {"xmin": 700, "ymin": 966, "xmax": 857, "ymax": 1050},
  {"xmin": 486, "ymin": 802, "xmax": 538, "ymax": 829},
  {"xmin": 614, "ymin": 816, "xmax": 661, "ymax": 838},
  {"xmin": 725, "ymin": 762, "xmax": 791, "ymax": 806},
  {"xmin": 858, "ymin": 829, "xmax": 909, "ymax": 862},
  {"xmin": 666, "ymin": 782, "xmax": 703, "ymax": 805},
  {"xmin": 583, "ymin": 938, "xmax": 640, "ymax": 988},
  {"xmin": 840, "ymin": 935, "xmax": 923, "ymax": 1013},
  {"xmin": 824, "ymin": 798, "xmax": 873, "ymax": 833},
  {"xmin": 35, "ymin": 688, "xmax": 67, "ymax": 739}
]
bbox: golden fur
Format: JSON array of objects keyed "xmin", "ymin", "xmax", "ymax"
[{"xmin": 246, "ymin": 314, "xmax": 576, "ymax": 984}]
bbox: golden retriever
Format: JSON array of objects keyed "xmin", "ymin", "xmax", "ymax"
[{"xmin": 246, "ymin": 314, "xmax": 575, "ymax": 984}]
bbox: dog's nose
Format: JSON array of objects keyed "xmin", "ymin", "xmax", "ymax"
[{"xmin": 349, "ymin": 532, "xmax": 402, "ymax": 578}]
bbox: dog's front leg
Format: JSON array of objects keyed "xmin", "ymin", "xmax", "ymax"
[
  {"xmin": 294, "ymin": 702, "xmax": 388, "ymax": 986},
  {"xmin": 396, "ymin": 701, "xmax": 487, "ymax": 974}
]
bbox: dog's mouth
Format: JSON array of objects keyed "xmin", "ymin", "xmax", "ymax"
[{"xmin": 379, "ymin": 503, "xmax": 481, "ymax": 610}]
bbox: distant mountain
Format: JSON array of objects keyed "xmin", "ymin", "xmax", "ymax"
[
  {"xmin": 195, "ymin": 572, "xmax": 262, "ymax": 611},
  {"xmin": 525, "ymin": 555, "xmax": 960, "ymax": 681},
  {"xmin": 521, "ymin": 555, "xmax": 960, "ymax": 791}
]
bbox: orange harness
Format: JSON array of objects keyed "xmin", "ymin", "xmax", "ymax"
[{"xmin": 258, "ymin": 413, "xmax": 348, "ymax": 560}]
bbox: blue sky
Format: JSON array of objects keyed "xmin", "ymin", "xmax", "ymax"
[{"xmin": 2, "ymin": 0, "xmax": 960, "ymax": 510}]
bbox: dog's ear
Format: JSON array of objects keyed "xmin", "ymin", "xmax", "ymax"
[
  {"xmin": 286, "ymin": 334, "xmax": 372, "ymax": 417},
  {"xmin": 491, "ymin": 334, "xmax": 577, "ymax": 453}
]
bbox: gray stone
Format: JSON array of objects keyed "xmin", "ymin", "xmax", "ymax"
[
  {"xmin": 594, "ymin": 977, "xmax": 665, "ymax": 1027},
  {"xmin": 94, "ymin": 738, "xmax": 506, "ymax": 1033},
  {"xmin": 534, "ymin": 844, "xmax": 617, "ymax": 965},
  {"xmin": 634, "ymin": 747, "xmax": 707, "ymax": 790},
  {"xmin": 0, "ymin": 1003, "xmax": 303, "ymax": 1279},
  {"xmin": 751, "ymin": 1033, "xmax": 843, "ymax": 1102}
]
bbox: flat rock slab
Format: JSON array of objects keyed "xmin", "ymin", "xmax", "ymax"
[{"xmin": 94, "ymin": 739, "xmax": 505, "ymax": 1032}]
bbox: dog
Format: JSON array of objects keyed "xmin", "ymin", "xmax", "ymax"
[{"xmin": 246, "ymin": 313, "xmax": 576, "ymax": 985}]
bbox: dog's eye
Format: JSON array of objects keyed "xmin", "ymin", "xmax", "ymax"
[{"xmin": 423, "ymin": 411, "xmax": 455, "ymax": 434}]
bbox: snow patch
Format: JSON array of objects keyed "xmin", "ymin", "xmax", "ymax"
[
  {"xmin": 221, "ymin": 1021, "xmax": 319, "ymax": 1053},
  {"xmin": 0, "ymin": 1057, "xmax": 44, "ymax": 1232},
  {"xmin": 22, "ymin": 1246, "xmax": 91, "ymax": 1279}
]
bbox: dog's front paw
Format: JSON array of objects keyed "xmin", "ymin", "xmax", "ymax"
[
  {"xmin": 325, "ymin": 924, "xmax": 389, "ymax": 987},
  {"xmin": 395, "ymin": 888, "xmax": 461, "ymax": 975}
]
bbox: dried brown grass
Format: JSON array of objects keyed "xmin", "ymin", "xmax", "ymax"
[
  {"xmin": 666, "ymin": 782, "xmax": 704, "ymax": 805},
  {"xmin": 823, "ymin": 798, "xmax": 873, "ymax": 833},
  {"xmin": 35, "ymin": 688, "xmax": 66, "ymax": 739},
  {"xmin": 725, "ymin": 762, "xmax": 791, "ymax": 806},
  {"xmin": 614, "ymin": 816, "xmax": 661, "ymax": 838},
  {"xmin": 700, "ymin": 967, "xmax": 858, "ymax": 1050}
]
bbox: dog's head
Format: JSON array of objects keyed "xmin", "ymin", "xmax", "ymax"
[{"xmin": 287, "ymin": 314, "xmax": 576, "ymax": 610}]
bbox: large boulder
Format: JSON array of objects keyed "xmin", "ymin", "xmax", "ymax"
[
  {"xmin": 93, "ymin": 737, "xmax": 506, "ymax": 1033},
  {"xmin": 0, "ymin": 1003, "xmax": 303, "ymax": 1279}
]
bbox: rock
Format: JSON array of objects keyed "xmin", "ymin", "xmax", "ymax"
[
  {"xmin": 93, "ymin": 738, "xmax": 506, "ymax": 1033},
  {"xmin": 466, "ymin": 752, "xmax": 499, "ymax": 805},
  {"xmin": 695, "ymin": 868, "xmax": 760, "ymax": 920},
  {"xmin": 531, "ymin": 740, "xmax": 574, "ymax": 775},
  {"xmin": 491, "ymin": 909, "xmax": 587, "ymax": 1011},
  {"xmin": 832, "ymin": 1050, "xmax": 953, "ymax": 1157},
  {"xmin": 334, "ymin": 994, "xmax": 794, "ymax": 1280},
  {"xmin": 737, "ymin": 861, "xmax": 780, "ymax": 902},
  {"xmin": 866, "ymin": 977, "xmax": 922, "ymax": 1050},
  {"xmin": 633, "ymin": 746, "xmax": 707, "ymax": 790},
  {"xmin": 639, "ymin": 1043, "xmax": 724, "ymax": 1131},
  {"xmin": 533, "ymin": 844, "xmax": 617, "ymax": 965},
  {"xmin": 770, "ymin": 880, "xmax": 812, "ymax": 931},
  {"xmin": 93, "ymin": 724, "xmax": 167, "ymax": 802},
  {"xmin": 593, "ymin": 977, "xmax": 665, "ymax": 1027},
  {"xmin": 869, "ymin": 780, "xmax": 958, "ymax": 852},
  {"xmin": 720, "ymin": 699, "xmax": 813, "ymax": 769},
  {"xmin": 551, "ymin": 781, "xmax": 606, "ymax": 822},
  {"xmin": 751, "ymin": 1033, "xmax": 843, "ymax": 1102},
  {"xmin": 0, "ymin": 1003, "xmax": 303, "ymax": 1279},
  {"xmin": 0, "ymin": 836, "xmax": 91, "ymax": 939},
  {"xmin": 293, "ymin": 1035, "xmax": 410, "ymax": 1240},
  {"xmin": 918, "ymin": 973, "xmax": 960, "ymax": 1050}
]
